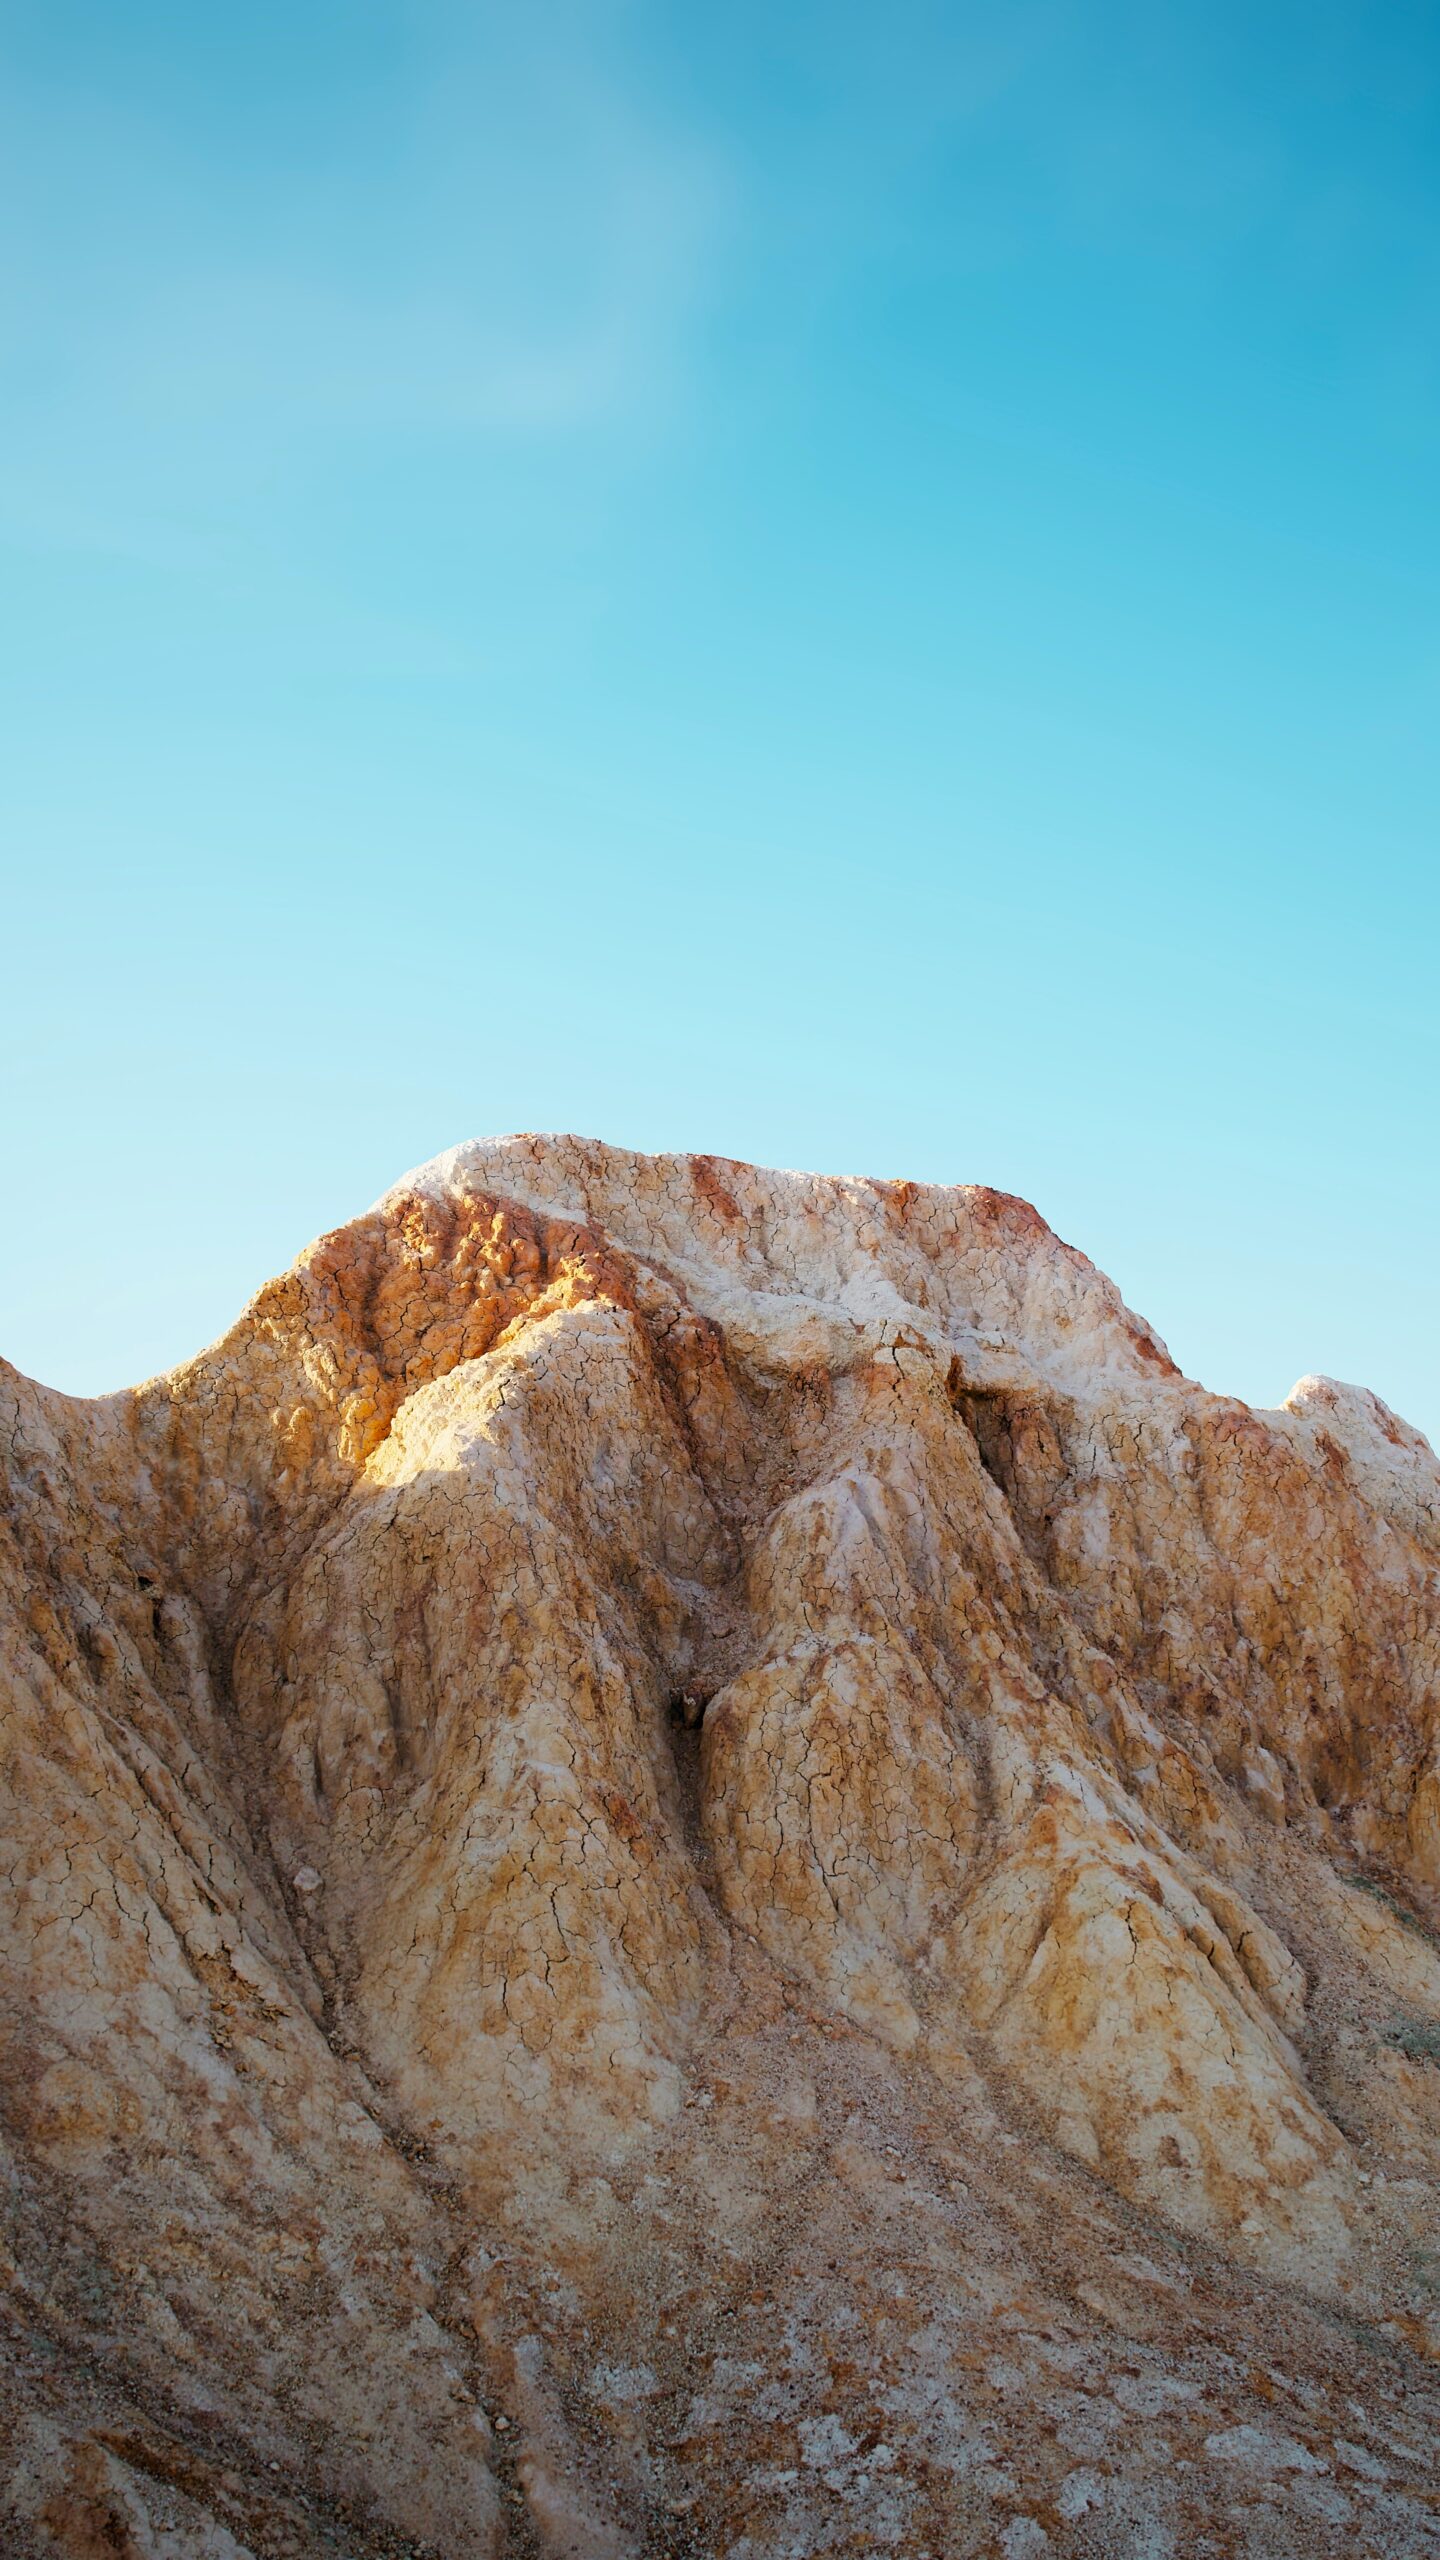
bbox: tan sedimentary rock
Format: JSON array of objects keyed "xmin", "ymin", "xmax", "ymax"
[{"xmin": 3, "ymin": 1136, "xmax": 1440, "ymax": 2557}]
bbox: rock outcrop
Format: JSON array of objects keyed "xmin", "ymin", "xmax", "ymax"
[{"xmin": 3, "ymin": 1135, "xmax": 1439, "ymax": 2557}]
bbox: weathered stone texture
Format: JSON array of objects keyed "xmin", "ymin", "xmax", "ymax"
[{"xmin": 3, "ymin": 1136, "xmax": 1439, "ymax": 2556}]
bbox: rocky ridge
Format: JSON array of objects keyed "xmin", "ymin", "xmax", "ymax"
[{"xmin": 2, "ymin": 1134, "xmax": 1439, "ymax": 2557}]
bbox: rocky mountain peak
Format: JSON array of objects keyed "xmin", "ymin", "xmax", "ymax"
[{"xmin": 4, "ymin": 1138, "xmax": 1439, "ymax": 2556}]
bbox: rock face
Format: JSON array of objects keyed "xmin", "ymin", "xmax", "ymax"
[{"xmin": 3, "ymin": 1135, "xmax": 1440, "ymax": 2558}]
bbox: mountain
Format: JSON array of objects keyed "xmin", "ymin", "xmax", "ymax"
[{"xmin": 3, "ymin": 1135, "xmax": 1439, "ymax": 2558}]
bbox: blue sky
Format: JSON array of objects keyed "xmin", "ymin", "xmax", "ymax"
[{"xmin": 3, "ymin": 0, "xmax": 1437, "ymax": 1432}]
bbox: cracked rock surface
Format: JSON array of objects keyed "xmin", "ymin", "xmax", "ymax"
[{"xmin": 3, "ymin": 1133, "xmax": 1440, "ymax": 2557}]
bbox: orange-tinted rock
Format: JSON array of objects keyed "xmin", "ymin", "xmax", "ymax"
[{"xmin": 3, "ymin": 1136, "xmax": 1439, "ymax": 2557}]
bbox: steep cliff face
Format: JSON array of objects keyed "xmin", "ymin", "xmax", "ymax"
[{"xmin": 3, "ymin": 1137, "xmax": 1439, "ymax": 2559}]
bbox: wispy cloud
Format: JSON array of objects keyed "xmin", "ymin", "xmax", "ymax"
[{"xmin": 0, "ymin": 0, "xmax": 730, "ymax": 532}]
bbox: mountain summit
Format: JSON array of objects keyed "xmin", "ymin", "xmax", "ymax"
[{"xmin": 4, "ymin": 1137, "xmax": 1439, "ymax": 2556}]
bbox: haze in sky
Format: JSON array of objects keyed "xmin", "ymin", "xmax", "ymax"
[{"xmin": 2, "ymin": 1, "xmax": 1437, "ymax": 1434}]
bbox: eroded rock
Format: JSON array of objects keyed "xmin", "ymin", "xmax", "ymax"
[{"xmin": 4, "ymin": 1136, "xmax": 1440, "ymax": 2557}]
